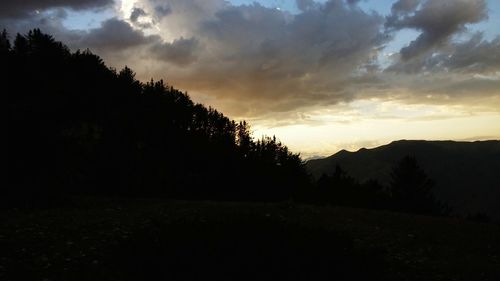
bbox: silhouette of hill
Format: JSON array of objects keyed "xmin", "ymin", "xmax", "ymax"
[
  {"xmin": 4, "ymin": 29, "xmax": 309, "ymax": 207},
  {"xmin": 307, "ymin": 140, "xmax": 500, "ymax": 220}
]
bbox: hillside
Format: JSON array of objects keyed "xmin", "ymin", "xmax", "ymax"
[
  {"xmin": 1, "ymin": 199, "xmax": 499, "ymax": 281},
  {"xmin": 306, "ymin": 140, "xmax": 500, "ymax": 220},
  {"xmin": 5, "ymin": 29, "xmax": 308, "ymax": 207}
]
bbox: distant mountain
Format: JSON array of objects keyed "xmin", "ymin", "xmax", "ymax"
[{"xmin": 306, "ymin": 140, "xmax": 500, "ymax": 220}]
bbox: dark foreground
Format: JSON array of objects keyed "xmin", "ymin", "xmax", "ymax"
[{"xmin": 1, "ymin": 199, "xmax": 499, "ymax": 281}]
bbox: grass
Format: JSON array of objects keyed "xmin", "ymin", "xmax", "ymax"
[{"xmin": 1, "ymin": 198, "xmax": 499, "ymax": 280}]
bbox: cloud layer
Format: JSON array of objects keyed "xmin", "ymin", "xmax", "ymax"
[
  {"xmin": 387, "ymin": 0, "xmax": 487, "ymax": 60},
  {"xmin": 120, "ymin": 0, "xmax": 389, "ymax": 116},
  {"xmin": 1, "ymin": 0, "xmax": 499, "ymax": 122},
  {"xmin": 1, "ymin": 0, "xmax": 113, "ymax": 18}
]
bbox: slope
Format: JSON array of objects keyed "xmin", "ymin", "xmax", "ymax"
[{"xmin": 307, "ymin": 140, "xmax": 500, "ymax": 220}]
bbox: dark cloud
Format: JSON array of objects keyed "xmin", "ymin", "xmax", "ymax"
[
  {"xmin": 390, "ymin": 0, "xmax": 421, "ymax": 14},
  {"xmin": 118, "ymin": 0, "xmax": 456, "ymax": 118},
  {"xmin": 154, "ymin": 5, "xmax": 172, "ymax": 18},
  {"xmin": 130, "ymin": 7, "xmax": 153, "ymax": 29},
  {"xmin": 442, "ymin": 33, "xmax": 500, "ymax": 73},
  {"xmin": 296, "ymin": 0, "xmax": 316, "ymax": 11},
  {"xmin": 173, "ymin": 1, "xmax": 387, "ymax": 113},
  {"xmin": 0, "ymin": 8, "xmax": 80, "ymax": 42},
  {"xmin": 386, "ymin": 0, "xmax": 487, "ymax": 60},
  {"xmin": 3, "ymin": 0, "xmax": 498, "ymax": 120},
  {"xmin": 386, "ymin": 32, "xmax": 500, "ymax": 74},
  {"xmin": 151, "ymin": 37, "xmax": 199, "ymax": 66},
  {"xmin": 80, "ymin": 18, "xmax": 158, "ymax": 51},
  {"xmin": 130, "ymin": 8, "xmax": 147, "ymax": 23},
  {"xmin": 95, "ymin": 0, "xmax": 387, "ymax": 116},
  {"xmin": 346, "ymin": 0, "xmax": 362, "ymax": 6},
  {"xmin": 0, "ymin": 0, "xmax": 113, "ymax": 19}
]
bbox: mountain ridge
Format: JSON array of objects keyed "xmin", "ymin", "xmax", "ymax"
[{"xmin": 306, "ymin": 140, "xmax": 500, "ymax": 221}]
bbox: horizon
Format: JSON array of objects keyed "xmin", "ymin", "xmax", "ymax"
[
  {"xmin": 2, "ymin": 0, "xmax": 500, "ymax": 158},
  {"xmin": 303, "ymin": 138, "xmax": 500, "ymax": 160},
  {"xmin": 4, "ymin": 4, "xmax": 500, "ymax": 278}
]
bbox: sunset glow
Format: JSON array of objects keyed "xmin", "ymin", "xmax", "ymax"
[{"xmin": 2, "ymin": 0, "xmax": 499, "ymax": 157}]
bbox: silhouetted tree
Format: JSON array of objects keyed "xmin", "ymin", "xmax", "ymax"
[
  {"xmin": 309, "ymin": 165, "xmax": 392, "ymax": 210},
  {"xmin": 388, "ymin": 155, "xmax": 443, "ymax": 215},
  {"xmin": 236, "ymin": 121, "xmax": 252, "ymax": 156},
  {"xmin": 0, "ymin": 29, "xmax": 10, "ymax": 52},
  {"xmin": 13, "ymin": 33, "xmax": 28, "ymax": 54},
  {"xmin": 313, "ymin": 165, "xmax": 359, "ymax": 205},
  {"xmin": 5, "ymin": 29, "xmax": 310, "ymax": 208}
]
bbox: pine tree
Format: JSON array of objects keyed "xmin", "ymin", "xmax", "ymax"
[
  {"xmin": 389, "ymin": 155, "xmax": 442, "ymax": 215},
  {"xmin": 0, "ymin": 29, "xmax": 10, "ymax": 53}
]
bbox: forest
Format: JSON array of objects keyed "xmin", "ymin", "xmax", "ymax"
[
  {"xmin": 4, "ymin": 29, "xmax": 447, "ymax": 217},
  {"xmin": 4, "ymin": 29, "xmax": 310, "ymax": 205}
]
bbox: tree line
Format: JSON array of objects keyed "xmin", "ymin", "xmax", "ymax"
[
  {"xmin": 304, "ymin": 156, "xmax": 449, "ymax": 216},
  {"xmin": 4, "ymin": 29, "xmax": 447, "ymax": 216},
  {"xmin": 4, "ymin": 29, "xmax": 309, "ymax": 207}
]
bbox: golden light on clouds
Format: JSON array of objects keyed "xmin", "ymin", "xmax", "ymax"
[
  {"xmin": 4, "ymin": 0, "xmax": 498, "ymax": 158},
  {"xmin": 252, "ymin": 99, "xmax": 500, "ymax": 158}
]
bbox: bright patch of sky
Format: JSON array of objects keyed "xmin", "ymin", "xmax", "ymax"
[
  {"xmin": 254, "ymin": 100, "xmax": 500, "ymax": 158},
  {"xmin": 472, "ymin": 0, "xmax": 500, "ymax": 40}
]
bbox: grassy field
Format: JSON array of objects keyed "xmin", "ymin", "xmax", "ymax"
[{"xmin": 1, "ymin": 198, "xmax": 499, "ymax": 281}]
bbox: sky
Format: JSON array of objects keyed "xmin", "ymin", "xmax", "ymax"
[{"xmin": 2, "ymin": 0, "xmax": 500, "ymax": 158}]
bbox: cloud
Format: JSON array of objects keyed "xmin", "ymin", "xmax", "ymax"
[
  {"xmin": 79, "ymin": 18, "xmax": 158, "ymax": 51},
  {"xmin": 386, "ymin": 32, "xmax": 500, "ymax": 74},
  {"xmin": 129, "ymin": 7, "xmax": 153, "ymax": 29},
  {"xmin": 130, "ymin": 8, "xmax": 147, "ymax": 23},
  {"xmin": 442, "ymin": 33, "xmax": 500, "ymax": 73},
  {"xmin": 0, "ymin": 0, "xmax": 113, "ymax": 18},
  {"xmin": 0, "ymin": 8, "xmax": 78, "ymax": 41},
  {"xmin": 346, "ymin": 0, "xmax": 362, "ymax": 6},
  {"xmin": 296, "ymin": 0, "xmax": 317, "ymax": 11},
  {"xmin": 386, "ymin": 0, "xmax": 487, "ymax": 60},
  {"xmin": 154, "ymin": 5, "xmax": 172, "ymax": 18},
  {"xmin": 2, "ymin": 0, "xmax": 499, "ymax": 124},
  {"xmin": 142, "ymin": 0, "xmax": 228, "ymax": 38},
  {"xmin": 161, "ymin": 1, "xmax": 386, "ymax": 115},
  {"xmin": 431, "ymin": 77, "xmax": 500, "ymax": 99},
  {"xmin": 390, "ymin": 0, "xmax": 421, "ymax": 14},
  {"xmin": 376, "ymin": 71, "xmax": 500, "ymax": 112},
  {"xmin": 0, "ymin": 16, "xmax": 161, "ymax": 65},
  {"xmin": 150, "ymin": 37, "xmax": 199, "ymax": 66},
  {"xmin": 88, "ymin": 0, "xmax": 386, "ymax": 117}
]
